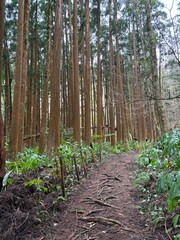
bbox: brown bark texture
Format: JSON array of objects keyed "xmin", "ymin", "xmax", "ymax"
[
  {"xmin": 84, "ymin": 0, "xmax": 91, "ymax": 145},
  {"xmin": 9, "ymin": 0, "xmax": 24, "ymax": 160},
  {"xmin": 39, "ymin": 0, "xmax": 52, "ymax": 154},
  {"xmin": 0, "ymin": 0, "xmax": 5, "ymax": 191},
  {"xmin": 48, "ymin": 0, "xmax": 62, "ymax": 152},
  {"xmin": 73, "ymin": 0, "xmax": 81, "ymax": 143}
]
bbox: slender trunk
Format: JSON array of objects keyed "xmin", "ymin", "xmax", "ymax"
[
  {"xmin": 145, "ymin": 0, "xmax": 167, "ymax": 135},
  {"xmin": 109, "ymin": 0, "xmax": 115, "ymax": 146},
  {"xmin": 9, "ymin": 0, "xmax": 24, "ymax": 160},
  {"xmin": 31, "ymin": 0, "xmax": 38, "ymax": 146},
  {"xmin": 4, "ymin": 30, "xmax": 12, "ymax": 138},
  {"xmin": 48, "ymin": 0, "xmax": 62, "ymax": 152},
  {"xmin": 73, "ymin": 0, "xmax": 80, "ymax": 142},
  {"xmin": 91, "ymin": 54, "xmax": 96, "ymax": 136},
  {"xmin": 0, "ymin": 0, "xmax": 5, "ymax": 190},
  {"xmin": 68, "ymin": 0, "xmax": 74, "ymax": 129},
  {"xmin": 80, "ymin": 0, "xmax": 85, "ymax": 140},
  {"xmin": 18, "ymin": 0, "xmax": 30, "ymax": 152},
  {"xmin": 97, "ymin": 0, "xmax": 102, "ymax": 140},
  {"xmin": 39, "ymin": 0, "xmax": 52, "ymax": 154}
]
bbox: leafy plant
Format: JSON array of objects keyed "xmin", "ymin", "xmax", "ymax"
[
  {"xmin": 135, "ymin": 128, "xmax": 180, "ymax": 236},
  {"xmin": 6, "ymin": 147, "xmax": 48, "ymax": 174}
]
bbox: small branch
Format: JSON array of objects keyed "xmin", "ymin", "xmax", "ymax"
[
  {"xmin": 23, "ymin": 133, "xmax": 40, "ymax": 140},
  {"xmin": 133, "ymin": 94, "xmax": 180, "ymax": 102}
]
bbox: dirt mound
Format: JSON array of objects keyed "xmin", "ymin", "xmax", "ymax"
[{"xmin": 0, "ymin": 171, "xmax": 63, "ymax": 240}]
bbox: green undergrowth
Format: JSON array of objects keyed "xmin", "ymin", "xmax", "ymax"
[
  {"xmin": 3, "ymin": 140, "xmax": 137, "ymax": 196},
  {"xmin": 135, "ymin": 128, "xmax": 180, "ymax": 239}
]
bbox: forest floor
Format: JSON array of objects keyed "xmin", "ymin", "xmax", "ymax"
[{"xmin": 0, "ymin": 152, "xmax": 168, "ymax": 240}]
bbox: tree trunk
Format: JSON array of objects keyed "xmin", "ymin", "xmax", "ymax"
[
  {"xmin": 108, "ymin": 0, "xmax": 115, "ymax": 146},
  {"xmin": 48, "ymin": 0, "xmax": 62, "ymax": 152},
  {"xmin": 73, "ymin": 0, "xmax": 81, "ymax": 143},
  {"xmin": 97, "ymin": 0, "xmax": 102, "ymax": 140},
  {"xmin": 4, "ymin": 30, "xmax": 12, "ymax": 138},
  {"xmin": 9, "ymin": 0, "xmax": 24, "ymax": 160},
  {"xmin": 79, "ymin": 0, "xmax": 85, "ymax": 140},
  {"xmin": 31, "ymin": 0, "xmax": 38, "ymax": 147},
  {"xmin": 68, "ymin": 0, "xmax": 74, "ymax": 130},
  {"xmin": 145, "ymin": 0, "xmax": 167, "ymax": 135},
  {"xmin": 39, "ymin": 0, "xmax": 52, "ymax": 154},
  {"xmin": 18, "ymin": 0, "xmax": 30, "ymax": 152},
  {"xmin": 84, "ymin": 0, "xmax": 91, "ymax": 144},
  {"xmin": 0, "ymin": 0, "xmax": 5, "ymax": 191}
]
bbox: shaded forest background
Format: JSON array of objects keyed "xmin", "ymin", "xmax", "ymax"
[{"xmin": 0, "ymin": 0, "xmax": 179, "ymax": 161}]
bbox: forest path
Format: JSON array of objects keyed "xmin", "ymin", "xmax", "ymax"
[{"xmin": 47, "ymin": 152, "xmax": 155, "ymax": 240}]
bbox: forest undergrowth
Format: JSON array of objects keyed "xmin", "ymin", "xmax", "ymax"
[
  {"xmin": 0, "ymin": 129, "xmax": 179, "ymax": 239},
  {"xmin": 134, "ymin": 128, "xmax": 180, "ymax": 240}
]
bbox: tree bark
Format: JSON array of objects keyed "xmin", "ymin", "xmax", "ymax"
[
  {"xmin": 9, "ymin": 0, "xmax": 24, "ymax": 160},
  {"xmin": 0, "ymin": 0, "xmax": 5, "ymax": 191},
  {"xmin": 84, "ymin": 0, "xmax": 91, "ymax": 145},
  {"xmin": 97, "ymin": 0, "xmax": 102, "ymax": 140},
  {"xmin": 31, "ymin": 0, "xmax": 38, "ymax": 147},
  {"xmin": 109, "ymin": 0, "xmax": 115, "ymax": 146},
  {"xmin": 48, "ymin": 0, "xmax": 62, "ymax": 152},
  {"xmin": 18, "ymin": 0, "xmax": 30, "ymax": 152},
  {"xmin": 73, "ymin": 0, "xmax": 81, "ymax": 143},
  {"xmin": 39, "ymin": 0, "xmax": 52, "ymax": 154}
]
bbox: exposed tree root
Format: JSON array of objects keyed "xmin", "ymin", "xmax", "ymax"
[
  {"xmin": 78, "ymin": 216, "xmax": 137, "ymax": 233},
  {"xmin": 102, "ymin": 173, "xmax": 122, "ymax": 182},
  {"xmin": 85, "ymin": 197, "xmax": 123, "ymax": 214},
  {"xmin": 86, "ymin": 209, "xmax": 104, "ymax": 216}
]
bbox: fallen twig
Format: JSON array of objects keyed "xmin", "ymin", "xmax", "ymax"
[{"xmin": 78, "ymin": 216, "xmax": 137, "ymax": 233}]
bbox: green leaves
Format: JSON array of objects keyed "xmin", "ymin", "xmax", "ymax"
[
  {"xmin": 167, "ymin": 172, "xmax": 180, "ymax": 212},
  {"xmin": 135, "ymin": 129, "xmax": 180, "ymax": 234},
  {"xmin": 6, "ymin": 148, "xmax": 47, "ymax": 174}
]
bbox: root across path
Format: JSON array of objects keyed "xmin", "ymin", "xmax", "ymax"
[{"xmin": 46, "ymin": 152, "xmax": 155, "ymax": 240}]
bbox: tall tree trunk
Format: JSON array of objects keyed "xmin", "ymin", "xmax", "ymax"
[
  {"xmin": 39, "ymin": 0, "xmax": 52, "ymax": 154},
  {"xmin": 114, "ymin": 0, "xmax": 126, "ymax": 142},
  {"xmin": 18, "ymin": 0, "xmax": 30, "ymax": 152},
  {"xmin": 68, "ymin": 0, "xmax": 74, "ymax": 130},
  {"xmin": 4, "ymin": 30, "xmax": 12, "ymax": 138},
  {"xmin": 9, "ymin": 0, "xmax": 24, "ymax": 160},
  {"xmin": 0, "ymin": 0, "xmax": 5, "ymax": 103},
  {"xmin": 84, "ymin": 0, "xmax": 91, "ymax": 144},
  {"xmin": 73, "ymin": 0, "xmax": 81, "ymax": 142},
  {"xmin": 80, "ymin": 0, "xmax": 85, "ymax": 140},
  {"xmin": 97, "ymin": 0, "xmax": 102, "ymax": 140},
  {"xmin": 26, "ymin": 47, "xmax": 33, "ymax": 146},
  {"xmin": 91, "ymin": 54, "xmax": 96, "ymax": 136},
  {"xmin": 0, "ymin": 0, "xmax": 5, "ymax": 191},
  {"xmin": 31, "ymin": 0, "xmax": 38, "ymax": 147},
  {"xmin": 48, "ymin": 0, "xmax": 62, "ymax": 152},
  {"xmin": 108, "ymin": 0, "xmax": 115, "ymax": 146},
  {"xmin": 145, "ymin": 0, "xmax": 167, "ymax": 135}
]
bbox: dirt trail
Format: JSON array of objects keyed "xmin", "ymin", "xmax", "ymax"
[{"xmin": 46, "ymin": 152, "xmax": 155, "ymax": 240}]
